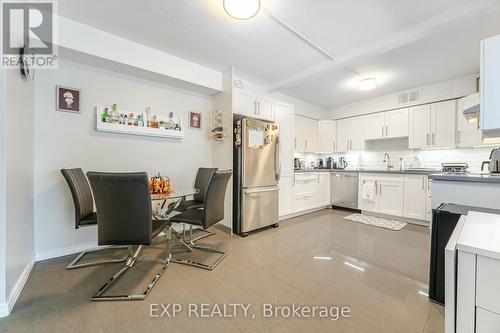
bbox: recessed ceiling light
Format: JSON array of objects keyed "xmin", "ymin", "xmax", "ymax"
[
  {"xmin": 358, "ymin": 78, "xmax": 378, "ymax": 91},
  {"xmin": 223, "ymin": 0, "xmax": 261, "ymax": 20}
]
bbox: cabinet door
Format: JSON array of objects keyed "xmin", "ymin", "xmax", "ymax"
[
  {"xmin": 275, "ymin": 102, "xmax": 294, "ymax": 175},
  {"xmin": 386, "ymin": 109, "xmax": 409, "ymax": 138},
  {"xmin": 358, "ymin": 177, "xmax": 379, "ymax": 212},
  {"xmin": 317, "ymin": 120, "xmax": 336, "ymax": 153},
  {"xmin": 364, "ymin": 113, "xmax": 385, "ymax": 140},
  {"xmin": 336, "ymin": 119, "xmax": 350, "ymax": 152},
  {"xmin": 457, "ymin": 94, "xmax": 483, "ymax": 147},
  {"xmin": 350, "ymin": 117, "xmax": 365, "ymax": 150},
  {"xmin": 316, "ymin": 173, "xmax": 330, "ymax": 207},
  {"xmin": 481, "ymin": 34, "xmax": 500, "ymax": 135},
  {"xmin": 257, "ymin": 96, "xmax": 275, "ymax": 121},
  {"xmin": 294, "ymin": 115, "xmax": 306, "ymax": 152},
  {"xmin": 409, "ymin": 105, "xmax": 432, "ymax": 148},
  {"xmin": 378, "ymin": 179, "xmax": 404, "ymax": 216},
  {"xmin": 304, "ymin": 117, "xmax": 318, "ymax": 152},
  {"xmin": 404, "ymin": 175, "xmax": 427, "ymax": 220},
  {"xmin": 234, "ymin": 89, "xmax": 257, "ymax": 117},
  {"xmin": 279, "ymin": 175, "xmax": 294, "ymax": 216},
  {"xmin": 431, "ymin": 100, "xmax": 456, "ymax": 148}
]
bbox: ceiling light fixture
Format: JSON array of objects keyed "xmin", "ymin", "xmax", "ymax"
[
  {"xmin": 223, "ymin": 0, "xmax": 261, "ymax": 20},
  {"xmin": 358, "ymin": 78, "xmax": 378, "ymax": 91}
]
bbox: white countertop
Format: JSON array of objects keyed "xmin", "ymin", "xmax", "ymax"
[{"xmin": 457, "ymin": 211, "xmax": 500, "ymax": 260}]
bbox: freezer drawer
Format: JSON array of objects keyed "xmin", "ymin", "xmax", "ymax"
[{"xmin": 241, "ymin": 186, "xmax": 279, "ymax": 234}]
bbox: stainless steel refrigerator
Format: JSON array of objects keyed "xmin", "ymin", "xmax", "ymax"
[{"xmin": 233, "ymin": 117, "xmax": 279, "ymax": 236}]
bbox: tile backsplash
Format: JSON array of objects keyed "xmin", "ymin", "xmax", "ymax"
[{"xmin": 295, "ymin": 138, "xmax": 497, "ymax": 173}]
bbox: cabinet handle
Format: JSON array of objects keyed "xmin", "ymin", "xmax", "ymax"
[
  {"xmin": 294, "ymin": 138, "xmax": 297, "ymax": 149},
  {"xmin": 381, "ymin": 126, "xmax": 384, "ymax": 137},
  {"xmin": 426, "ymin": 134, "xmax": 430, "ymax": 146},
  {"xmin": 346, "ymin": 139, "xmax": 349, "ymax": 150},
  {"xmin": 379, "ymin": 184, "xmax": 382, "ymax": 195},
  {"xmin": 254, "ymin": 101, "xmax": 257, "ymax": 115},
  {"xmin": 375, "ymin": 181, "xmax": 378, "ymax": 194},
  {"xmin": 385, "ymin": 125, "xmax": 388, "ymax": 137},
  {"xmin": 432, "ymin": 133, "xmax": 436, "ymax": 145},
  {"xmin": 258, "ymin": 101, "xmax": 261, "ymax": 115},
  {"xmin": 349, "ymin": 139, "xmax": 352, "ymax": 150},
  {"xmin": 422, "ymin": 177, "xmax": 425, "ymax": 190}
]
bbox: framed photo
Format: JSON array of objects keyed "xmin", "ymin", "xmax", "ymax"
[
  {"xmin": 189, "ymin": 111, "xmax": 201, "ymax": 129},
  {"xmin": 56, "ymin": 85, "xmax": 81, "ymax": 113}
]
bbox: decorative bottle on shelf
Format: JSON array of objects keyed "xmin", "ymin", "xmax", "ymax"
[
  {"xmin": 102, "ymin": 108, "xmax": 111, "ymax": 123},
  {"xmin": 166, "ymin": 112, "xmax": 175, "ymax": 130}
]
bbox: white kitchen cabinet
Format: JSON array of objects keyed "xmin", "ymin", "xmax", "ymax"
[
  {"xmin": 234, "ymin": 88, "xmax": 274, "ymax": 121},
  {"xmin": 279, "ymin": 175, "xmax": 294, "ymax": 217},
  {"xmin": 386, "ymin": 109, "xmax": 409, "ymax": 138},
  {"xmin": 364, "ymin": 113, "xmax": 386, "ymax": 140},
  {"xmin": 337, "ymin": 117, "xmax": 365, "ymax": 151},
  {"xmin": 404, "ymin": 175, "xmax": 428, "ymax": 220},
  {"xmin": 294, "ymin": 173, "xmax": 320, "ymax": 212},
  {"xmin": 480, "ymin": 33, "xmax": 500, "ymax": 138},
  {"xmin": 316, "ymin": 173, "xmax": 331, "ymax": 207},
  {"xmin": 274, "ymin": 101, "xmax": 295, "ymax": 175},
  {"xmin": 378, "ymin": 179, "xmax": 404, "ymax": 216},
  {"xmin": 358, "ymin": 174, "xmax": 404, "ymax": 217},
  {"xmin": 294, "ymin": 115, "xmax": 318, "ymax": 153},
  {"xmin": 432, "ymin": 100, "xmax": 456, "ymax": 148},
  {"xmin": 409, "ymin": 101, "xmax": 456, "ymax": 149},
  {"xmin": 409, "ymin": 104, "xmax": 432, "ymax": 148},
  {"xmin": 457, "ymin": 93, "xmax": 483, "ymax": 147},
  {"xmin": 317, "ymin": 120, "xmax": 336, "ymax": 153},
  {"xmin": 364, "ymin": 109, "xmax": 408, "ymax": 140}
]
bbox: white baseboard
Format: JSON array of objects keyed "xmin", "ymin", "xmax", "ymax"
[
  {"xmin": 279, "ymin": 206, "xmax": 331, "ymax": 221},
  {"xmin": 35, "ymin": 243, "xmax": 100, "ymax": 262},
  {"xmin": 0, "ymin": 257, "xmax": 35, "ymax": 318}
]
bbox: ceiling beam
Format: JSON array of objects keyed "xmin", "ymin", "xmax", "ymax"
[{"xmin": 266, "ymin": 0, "xmax": 500, "ymax": 92}]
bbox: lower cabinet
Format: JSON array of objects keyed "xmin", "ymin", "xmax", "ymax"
[
  {"xmin": 404, "ymin": 175, "xmax": 428, "ymax": 220},
  {"xmin": 358, "ymin": 174, "xmax": 404, "ymax": 216},
  {"xmin": 279, "ymin": 172, "xmax": 331, "ymax": 219},
  {"xmin": 279, "ymin": 175, "xmax": 294, "ymax": 216}
]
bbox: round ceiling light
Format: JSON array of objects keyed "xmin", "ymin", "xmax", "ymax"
[
  {"xmin": 223, "ymin": 0, "xmax": 261, "ymax": 20},
  {"xmin": 358, "ymin": 78, "xmax": 378, "ymax": 91}
]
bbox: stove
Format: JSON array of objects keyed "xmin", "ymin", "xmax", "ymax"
[{"xmin": 441, "ymin": 163, "xmax": 469, "ymax": 174}]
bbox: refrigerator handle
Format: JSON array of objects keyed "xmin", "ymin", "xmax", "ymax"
[{"xmin": 275, "ymin": 136, "xmax": 280, "ymax": 181}]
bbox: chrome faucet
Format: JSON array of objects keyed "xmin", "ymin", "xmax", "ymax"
[{"xmin": 383, "ymin": 153, "xmax": 392, "ymax": 170}]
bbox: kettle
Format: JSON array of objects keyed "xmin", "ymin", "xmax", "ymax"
[
  {"xmin": 482, "ymin": 148, "xmax": 500, "ymax": 174},
  {"xmin": 338, "ymin": 157, "xmax": 348, "ymax": 170}
]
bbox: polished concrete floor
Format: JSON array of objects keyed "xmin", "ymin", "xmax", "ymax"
[{"xmin": 0, "ymin": 209, "xmax": 443, "ymax": 332}]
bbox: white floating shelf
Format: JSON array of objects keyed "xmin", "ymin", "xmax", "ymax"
[{"xmin": 95, "ymin": 106, "xmax": 184, "ymax": 139}]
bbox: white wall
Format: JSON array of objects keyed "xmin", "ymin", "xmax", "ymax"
[
  {"xmin": 34, "ymin": 60, "xmax": 213, "ymax": 259},
  {"xmin": 327, "ymin": 74, "xmax": 478, "ymax": 119},
  {"xmin": 4, "ymin": 68, "xmax": 35, "ymax": 311}
]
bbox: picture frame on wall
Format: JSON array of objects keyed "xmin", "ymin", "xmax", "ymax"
[
  {"xmin": 56, "ymin": 85, "xmax": 81, "ymax": 113},
  {"xmin": 189, "ymin": 111, "xmax": 201, "ymax": 129}
]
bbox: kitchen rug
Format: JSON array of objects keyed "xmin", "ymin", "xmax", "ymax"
[{"xmin": 342, "ymin": 213, "xmax": 407, "ymax": 231}]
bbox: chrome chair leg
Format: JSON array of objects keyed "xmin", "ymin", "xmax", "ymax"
[
  {"xmin": 91, "ymin": 228, "xmax": 172, "ymax": 301},
  {"xmin": 171, "ymin": 225, "xmax": 228, "ymax": 271},
  {"xmin": 66, "ymin": 245, "xmax": 130, "ymax": 270}
]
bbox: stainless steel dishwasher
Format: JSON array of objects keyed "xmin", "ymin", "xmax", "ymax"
[{"xmin": 331, "ymin": 172, "xmax": 358, "ymax": 209}]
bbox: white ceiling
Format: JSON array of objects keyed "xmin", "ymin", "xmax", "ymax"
[{"xmin": 58, "ymin": 0, "xmax": 500, "ymax": 109}]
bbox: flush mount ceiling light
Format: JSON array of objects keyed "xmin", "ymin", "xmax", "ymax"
[
  {"xmin": 358, "ymin": 78, "xmax": 378, "ymax": 91},
  {"xmin": 223, "ymin": 0, "xmax": 261, "ymax": 20}
]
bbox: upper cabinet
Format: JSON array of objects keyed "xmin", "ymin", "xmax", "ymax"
[
  {"xmin": 274, "ymin": 101, "xmax": 295, "ymax": 175},
  {"xmin": 457, "ymin": 93, "xmax": 483, "ymax": 147},
  {"xmin": 337, "ymin": 116, "xmax": 365, "ymax": 152},
  {"xmin": 409, "ymin": 100, "xmax": 456, "ymax": 149},
  {"xmin": 364, "ymin": 109, "xmax": 408, "ymax": 140},
  {"xmin": 234, "ymin": 87, "xmax": 275, "ymax": 121},
  {"xmin": 317, "ymin": 120, "xmax": 336, "ymax": 153},
  {"xmin": 294, "ymin": 115, "xmax": 318, "ymax": 153},
  {"xmin": 481, "ymin": 34, "xmax": 500, "ymax": 138}
]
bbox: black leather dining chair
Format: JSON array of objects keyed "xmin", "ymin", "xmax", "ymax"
[
  {"xmin": 175, "ymin": 167, "xmax": 218, "ymax": 212},
  {"xmin": 61, "ymin": 168, "xmax": 128, "ymax": 269},
  {"xmin": 86, "ymin": 171, "xmax": 171, "ymax": 301},
  {"xmin": 170, "ymin": 170, "xmax": 232, "ymax": 270}
]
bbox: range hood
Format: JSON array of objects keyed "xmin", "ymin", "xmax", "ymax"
[{"xmin": 461, "ymin": 92, "xmax": 480, "ymax": 122}]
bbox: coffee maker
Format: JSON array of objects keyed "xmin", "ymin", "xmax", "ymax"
[
  {"xmin": 317, "ymin": 158, "xmax": 324, "ymax": 169},
  {"xmin": 326, "ymin": 157, "xmax": 335, "ymax": 169}
]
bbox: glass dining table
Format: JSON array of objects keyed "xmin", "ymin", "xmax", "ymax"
[{"xmin": 151, "ymin": 189, "xmax": 199, "ymax": 219}]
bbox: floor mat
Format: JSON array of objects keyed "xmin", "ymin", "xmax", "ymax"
[{"xmin": 343, "ymin": 213, "xmax": 407, "ymax": 231}]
